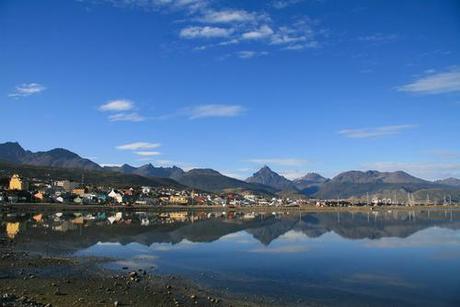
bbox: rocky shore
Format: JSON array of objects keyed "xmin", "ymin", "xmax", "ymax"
[{"xmin": 0, "ymin": 239, "xmax": 260, "ymax": 307}]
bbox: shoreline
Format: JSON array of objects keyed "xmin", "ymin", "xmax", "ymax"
[
  {"xmin": 0, "ymin": 248, "xmax": 263, "ymax": 307},
  {"xmin": 2, "ymin": 202, "xmax": 459, "ymax": 213}
]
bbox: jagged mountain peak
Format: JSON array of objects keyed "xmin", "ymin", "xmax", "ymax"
[{"xmin": 246, "ymin": 166, "xmax": 295, "ymax": 191}]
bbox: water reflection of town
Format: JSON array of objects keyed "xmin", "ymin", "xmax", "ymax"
[{"xmin": 2, "ymin": 209, "xmax": 460, "ymax": 248}]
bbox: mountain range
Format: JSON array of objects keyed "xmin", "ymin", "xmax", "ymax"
[
  {"xmin": 0, "ymin": 142, "xmax": 100, "ymax": 171},
  {"xmin": 0, "ymin": 141, "xmax": 459, "ymax": 201}
]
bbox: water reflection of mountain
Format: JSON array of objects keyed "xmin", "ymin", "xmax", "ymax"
[
  {"xmin": 1, "ymin": 210, "xmax": 459, "ymax": 254},
  {"xmin": 249, "ymin": 211, "xmax": 460, "ymax": 245}
]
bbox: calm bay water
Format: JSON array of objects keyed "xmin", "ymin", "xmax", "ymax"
[{"xmin": 3, "ymin": 209, "xmax": 460, "ymax": 306}]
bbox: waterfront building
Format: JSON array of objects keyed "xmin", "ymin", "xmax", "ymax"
[
  {"xmin": 33, "ymin": 191, "xmax": 45, "ymax": 201},
  {"xmin": 169, "ymin": 195, "xmax": 189, "ymax": 205},
  {"xmin": 8, "ymin": 174, "xmax": 28, "ymax": 191},
  {"xmin": 54, "ymin": 180, "xmax": 79, "ymax": 192},
  {"xmin": 72, "ymin": 187, "xmax": 87, "ymax": 197},
  {"xmin": 108, "ymin": 189, "xmax": 124, "ymax": 203}
]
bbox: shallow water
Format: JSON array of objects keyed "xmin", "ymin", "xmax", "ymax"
[{"xmin": 2, "ymin": 209, "xmax": 460, "ymax": 306}]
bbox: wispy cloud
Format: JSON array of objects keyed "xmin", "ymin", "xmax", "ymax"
[
  {"xmin": 280, "ymin": 170, "xmax": 309, "ymax": 180},
  {"xmin": 8, "ymin": 83, "xmax": 46, "ymax": 98},
  {"xmin": 358, "ymin": 33, "xmax": 398, "ymax": 43},
  {"xmin": 180, "ymin": 26, "xmax": 234, "ymax": 39},
  {"xmin": 272, "ymin": 0, "xmax": 304, "ymax": 9},
  {"xmin": 98, "ymin": 99, "xmax": 145, "ymax": 122},
  {"xmin": 104, "ymin": 0, "xmax": 208, "ymax": 13},
  {"xmin": 398, "ymin": 68, "xmax": 460, "ymax": 94},
  {"xmin": 184, "ymin": 104, "xmax": 245, "ymax": 119},
  {"xmin": 97, "ymin": 0, "xmax": 323, "ymax": 55},
  {"xmin": 237, "ymin": 50, "xmax": 268, "ymax": 59},
  {"xmin": 108, "ymin": 112, "xmax": 145, "ymax": 122},
  {"xmin": 135, "ymin": 151, "xmax": 161, "ymax": 156},
  {"xmin": 116, "ymin": 142, "xmax": 161, "ymax": 150},
  {"xmin": 247, "ymin": 158, "xmax": 308, "ymax": 167},
  {"xmin": 338, "ymin": 124, "xmax": 417, "ymax": 139},
  {"xmin": 362, "ymin": 161, "xmax": 460, "ymax": 180},
  {"xmin": 100, "ymin": 163, "xmax": 123, "ymax": 167},
  {"xmin": 99, "ymin": 99, "xmax": 134, "ymax": 112},
  {"xmin": 199, "ymin": 9, "xmax": 259, "ymax": 24},
  {"xmin": 242, "ymin": 25, "xmax": 274, "ymax": 40}
]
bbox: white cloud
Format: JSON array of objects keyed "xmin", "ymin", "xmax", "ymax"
[
  {"xmin": 184, "ymin": 104, "xmax": 245, "ymax": 119},
  {"xmin": 200, "ymin": 9, "xmax": 256, "ymax": 24},
  {"xmin": 280, "ymin": 171, "xmax": 308, "ymax": 180},
  {"xmin": 398, "ymin": 68, "xmax": 460, "ymax": 94},
  {"xmin": 242, "ymin": 25, "xmax": 274, "ymax": 40},
  {"xmin": 96, "ymin": 0, "xmax": 324, "ymax": 56},
  {"xmin": 338, "ymin": 124, "xmax": 417, "ymax": 139},
  {"xmin": 272, "ymin": 0, "xmax": 304, "ymax": 9},
  {"xmin": 180, "ymin": 26, "xmax": 233, "ymax": 39},
  {"xmin": 9, "ymin": 83, "xmax": 46, "ymax": 98},
  {"xmin": 108, "ymin": 112, "xmax": 145, "ymax": 122},
  {"xmin": 358, "ymin": 33, "xmax": 398, "ymax": 43},
  {"xmin": 247, "ymin": 158, "xmax": 308, "ymax": 167},
  {"xmin": 100, "ymin": 163, "xmax": 122, "ymax": 167},
  {"xmin": 106, "ymin": 0, "xmax": 208, "ymax": 13},
  {"xmin": 99, "ymin": 99, "xmax": 134, "ymax": 112},
  {"xmin": 116, "ymin": 142, "xmax": 161, "ymax": 150},
  {"xmin": 135, "ymin": 151, "xmax": 161, "ymax": 156},
  {"xmin": 237, "ymin": 50, "xmax": 268, "ymax": 59},
  {"xmin": 362, "ymin": 161, "xmax": 460, "ymax": 180},
  {"xmin": 271, "ymin": 23, "xmax": 311, "ymax": 43}
]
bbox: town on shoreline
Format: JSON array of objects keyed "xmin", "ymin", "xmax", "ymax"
[{"xmin": 1, "ymin": 173, "xmax": 458, "ymax": 210}]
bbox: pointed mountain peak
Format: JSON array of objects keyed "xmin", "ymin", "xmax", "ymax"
[
  {"xmin": 255, "ymin": 165, "xmax": 276, "ymax": 174},
  {"xmin": 246, "ymin": 166, "xmax": 295, "ymax": 191}
]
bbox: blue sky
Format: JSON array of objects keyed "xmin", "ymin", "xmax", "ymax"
[{"xmin": 1, "ymin": 0, "xmax": 460, "ymax": 180}]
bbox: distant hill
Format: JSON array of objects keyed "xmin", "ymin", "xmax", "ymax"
[
  {"xmin": 313, "ymin": 170, "xmax": 452, "ymax": 201},
  {"xmin": 174, "ymin": 168, "xmax": 276, "ymax": 195},
  {"xmin": 293, "ymin": 173, "xmax": 328, "ymax": 195},
  {"xmin": 435, "ymin": 177, "xmax": 460, "ymax": 187},
  {"xmin": 331, "ymin": 170, "xmax": 428, "ymax": 184},
  {"xmin": 0, "ymin": 161, "xmax": 184, "ymax": 189},
  {"xmin": 0, "ymin": 142, "xmax": 101, "ymax": 171},
  {"xmin": 246, "ymin": 166, "xmax": 297, "ymax": 191},
  {"xmin": 105, "ymin": 163, "xmax": 185, "ymax": 179}
]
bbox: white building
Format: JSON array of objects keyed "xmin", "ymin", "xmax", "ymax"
[{"xmin": 108, "ymin": 189, "xmax": 124, "ymax": 203}]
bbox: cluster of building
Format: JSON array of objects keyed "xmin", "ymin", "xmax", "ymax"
[
  {"xmin": 1, "ymin": 173, "xmax": 456, "ymax": 208},
  {"xmin": 0, "ymin": 173, "xmax": 302, "ymax": 207}
]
